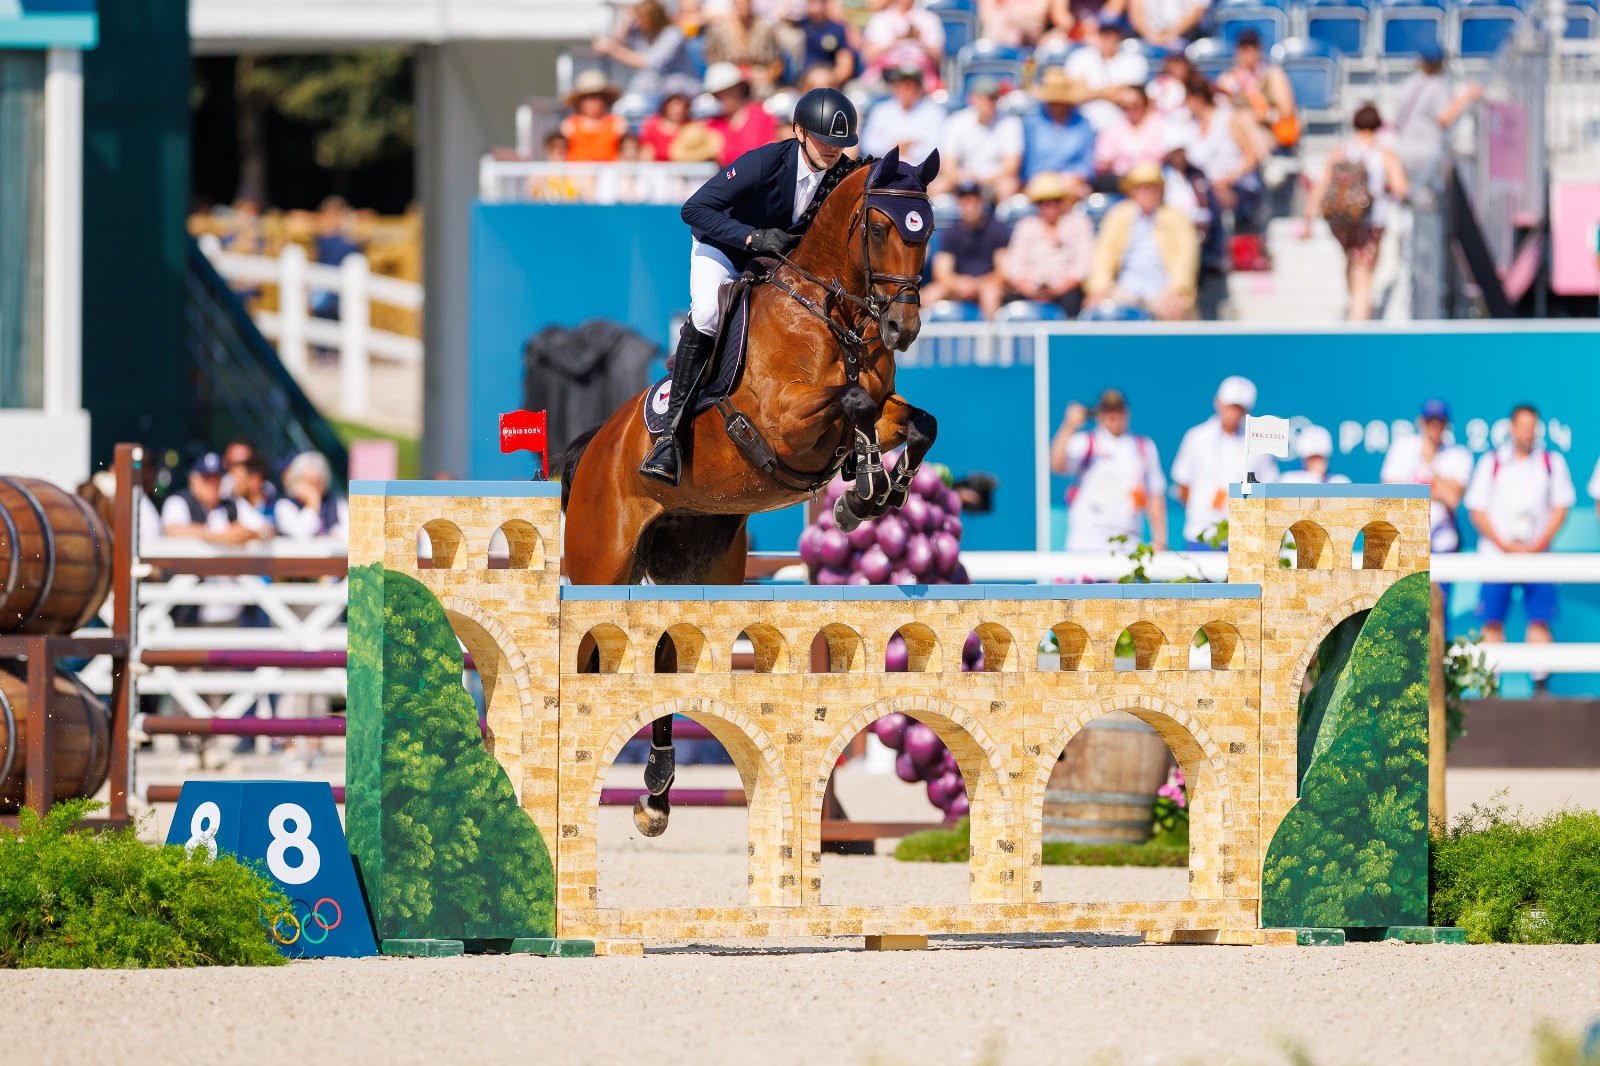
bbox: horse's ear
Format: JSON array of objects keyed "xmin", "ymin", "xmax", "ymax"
[
  {"xmin": 916, "ymin": 149, "xmax": 941, "ymax": 188},
  {"xmin": 874, "ymin": 146, "xmax": 900, "ymax": 186}
]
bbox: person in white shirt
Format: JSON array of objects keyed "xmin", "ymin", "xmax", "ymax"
[
  {"xmin": 936, "ymin": 78, "xmax": 1025, "ymax": 198},
  {"xmin": 1380, "ymin": 398, "xmax": 1473, "ymax": 554},
  {"xmin": 861, "ymin": 0, "xmax": 945, "ymax": 86},
  {"xmin": 1464, "ymin": 403, "xmax": 1576, "ymax": 680},
  {"xmin": 274, "ymin": 451, "xmax": 349, "ymax": 540},
  {"xmin": 1170, "ymin": 374, "xmax": 1277, "ymax": 548},
  {"xmin": 1064, "ymin": 20, "xmax": 1151, "ymax": 130},
  {"xmin": 1279, "ymin": 425, "xmax": 1349, "ymax": 484},
  {"xmin": 861, "ymin": 65, "xmax": 947, "ymax": 163},
  {"xmin": 1051, "ymin": 388, "xmax": 1167, "ymax": 552},
  {"xmin": 160, "ymin": 452, "xmax": 273, "ymax": 626}
]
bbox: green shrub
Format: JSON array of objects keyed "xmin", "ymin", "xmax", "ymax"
[
  {"xmin": 0, "ymin": 800, "xmax": 289, "ymax": 968},
  {"xmin": 895, "ymin": 818, "xmax": 1187, "ymax": 868},
  {"xmin": 1431, "ymin": 802, "xmax": 1600, "ymax": 944}
]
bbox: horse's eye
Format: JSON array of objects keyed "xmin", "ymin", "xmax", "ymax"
[{"xmin": 870, "ymin": 221, "xmax": 887, "ymax": 238}]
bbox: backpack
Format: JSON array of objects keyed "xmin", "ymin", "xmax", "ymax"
[
  {"xmin": 178, "ymin": 490, "xmax": 238, "ymax": 525},
  {"xmin": 1320, "ymin": 152, "xmax": 1373, "ymax": 236}
]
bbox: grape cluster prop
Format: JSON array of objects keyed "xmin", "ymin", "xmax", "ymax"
[{"xmin": 797, "ymin": 460, "xmax": 974, "ymax": 821}]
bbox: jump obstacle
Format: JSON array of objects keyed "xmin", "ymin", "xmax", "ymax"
[{"xmin": 345, "ymin": 480, "xmax": 1446, "ymax": 951}]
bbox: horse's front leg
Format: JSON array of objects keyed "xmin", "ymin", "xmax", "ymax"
[
  {"xmin": 833, "ymin": 386, "xmax": 892, "ymax": 532},
  {"xmin": 874, "ymin": 394, "xmax": 939, "ymax": 510}
]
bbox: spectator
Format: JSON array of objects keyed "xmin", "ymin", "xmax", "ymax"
[
  {"xmin": 227, "ymin": 455, "xmax": 278, "ymax": 532},
  {"xmin": 592, "ymin": 0, "xmax": 703, "ymax": 100},
  {"xmin": 1161, "ymin": 124, "xmax": 1227, "ymax": 318},
  {"xmin": 980, "ymin": 0, "xmax": 1055, "ymax": 47},
  {"xmin": 533, "ymin": 133, "xmax": 582, "ymax": 201},
  {"xmin": 797, "ymin": 0, "xmax": 857, "ymax": 86},
  {"xmin": 1305, "ymin": 103, "xmax": 1407, "ymax": 321},
  {"xmin": 1022, "ymin": 70, "xmax": 1098, "ymax": 182},
  {"xmin": 1066, "ymin": 20, "xmax": 1150, "ymax": 130},
  {"xmin": 937, "ymin": 78, "xmax": 1024, "ymax": 198},
  {"xmin": 1381, "ymin": 398, "xmax": 1474, "ymax": 556},
  {"xmin": 1215, "ymin": 29, "xmax": 1298, "ymax": 154},
  {"xmin": 275, "ymin": 452, "xmax": 348, "ymax": 540},
  {"xmin": 860, "ymin": 65, "xmax": 946, "ymax": 163},
  {"xmin": 1465, "ymin": 404, "xmax": 1575, "ymax": 692},
  {"xmin": 922, "ymin": 181, "xmax": 1011, "ymax": 319},
  {"xmin": 667, "ymin": 122, "xmax": 727, "ymax": 163},
  {"xmin": 161, "ymin": 453, "xmax": 272, "ymax": 549},
  {"xmin": 1064, "ymin": 0, "xmax": 1129, "ymax": 36},
  {"xmin": 640, "ymin": 92, "xmax": 694, "ymax": 161},
  {"xmin": 309, "ymin": 197, "xmax": 362, "ymax": 329},
  {"xmin": 702, "ymin": 0, "xmax": 787, "ymax": 97},
  {"xmin": 1093, "ymin": 84, "xmax": 1168, "ymax": 188},
  {"xmin": 702, "ymin": 63, "xmax": 778, "ymax": 167},
  {"xmin": 1147, "ymin": 52, "xmax": 1198, "ymax": 121},
  {"xmin": 1084, "ymin": 163, "xmax": 1198, "ymax": 320},
  {"xmin": 1279, "ymin": 426, "xmax": 1349, "ymax": 484},
  {"xmin": 1392, "ymin": 46, "xmax": 1482, "ymax": 207},
  {"xmin": 861, "ymin": 0, "xmax": 945, "ymax": 87},
  {"xmin": 1171, "ymin": 375, "xmax": 1276, "ymax": 548},
  {"xmin": 220, "ymin": 438, "xmax": 276, "ymax": 510},
  {"xmin": 1051, "ymin": 388, "xmax": 1168, "ymax": 552},
  {"xmin": 560, "ymin": 71, "xmax": 627, "ymax": 162},
  {"xmin": 1002, "ymin": 172, "xmax": 1094, "ymax": 315},
  {"xmin": 1184, "ymin": 74, "xmax": 1263, "ymax": 247},
  {"xmin": 1128, "ymin": 0, "xmax": 1210, "ymax": 49}
]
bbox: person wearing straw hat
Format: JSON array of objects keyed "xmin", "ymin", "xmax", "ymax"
[
  {"xmin": 1021, "ymin": 68, "xmax": 1097, "ymax": 182},
  {"xmin": 1002, "ymin": 171, "xmax": 1094, "ymax": 316},
  {"xmin": 702, "ymin": 62, "xmax": 778, "ymax": 168},
  {"xmin": 560, "ymin": 70, "xmax": 627, "ymax": 162},
  {"xmin": 1085, "ymin": 162, "xmax": 1197, "ymax": 320}
]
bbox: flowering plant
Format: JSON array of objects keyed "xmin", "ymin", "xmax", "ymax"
[{"xmin": 1152, "ymin": 766, "xmax": 1188, "ymax": 833}]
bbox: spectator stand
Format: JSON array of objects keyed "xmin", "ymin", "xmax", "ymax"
[{"xmin": 1213, "ymin": 0, "xmax": 1294, "ymax": 50}]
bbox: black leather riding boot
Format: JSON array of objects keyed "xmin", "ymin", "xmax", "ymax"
[{"xmin": 639, "ymin": 323, "xmax": 715, "ymax": 485}]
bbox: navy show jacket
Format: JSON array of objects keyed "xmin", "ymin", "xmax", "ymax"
[{"xmin": 680, "ymin": 139, "xmax": 811, "ymax": 273}]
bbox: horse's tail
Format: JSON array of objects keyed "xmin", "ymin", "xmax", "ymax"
[{"xmin": 558, "ymin": 425, "xmax": 602, "ymax": 513}]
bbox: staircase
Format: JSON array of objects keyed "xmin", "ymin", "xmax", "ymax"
[{"xmin": 1226, "ymin": 216, "xmax": 1352, "ymax": 324}]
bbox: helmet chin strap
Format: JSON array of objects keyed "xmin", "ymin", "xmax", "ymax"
[{"xmin": 798, "ymin": 131, "xmax": 830, "ymax": 173}]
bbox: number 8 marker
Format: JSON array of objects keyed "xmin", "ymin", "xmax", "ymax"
[
  {"xmin": 266, "ymin": 802, "xmax": 322, "ymax": 885},
  {"xmin": 186, "ymin": 800, "xmax": 221, "ymax": 859}
]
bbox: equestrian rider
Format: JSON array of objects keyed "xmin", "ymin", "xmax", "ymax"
[{"xmin": 639, "ymin": 85, "xmax": 861, "ymax": 485}]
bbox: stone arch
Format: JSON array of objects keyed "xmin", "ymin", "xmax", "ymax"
[
  {"xmin": 1032, "ymin": 696, "xmax": 1231, "ymax": 900},
  {"xmin": 1286, "ymin": 590, "xmax": 1385, "ymax": 698},
  {"xmin": 1283, "ymin": 519, "xmax": 1333, "ymax": 570},
  {"xmin": 1357, "ymin": 520, "xmax": 1401, "ymax": 570},
  {"xmin": 1116, "ymin": 620, "xmax": 1165, "ymax": 670},
  {"xmin": 1050, "ymin": 622, "xmax": 1089, "ymax": 670},
  {"xmin": 656, "ymin": 622, "xmax": 709, "ymax": 673},
  {"xmin": 420, "ymin": 518, "xmax": 465, "ymax": 569},
  {"xmin": 814, "ymin": 623, "xmax": 867, "ymax": 673},
  {"xmin": 809, "ymin": 695, "xmax": 1016, "ymax": 903},
  {"xmin": 576, "ymin": 623, "xmax": 632, "ymax": 673},
  {"xmin": 1194, "ymin": 620, "xmax": 1244, "ymax": 670},
  {"xmin": 887, "ymin": 622, "xmax": 940, "ymax": 672},
  {"xmin": 739, "ymin": 623, "xmax": 788, "ymax": 673},
  {"xmin": 587, "ymin": 695, "xmax": 796, "ymax": 906},
  {"xmin": 438, "ymin": 595, "xmax": 538, "ymax": 795},
  {"xmin": 491, "ymin": 519, "xmax": 546, "ymax": 571},
  {"xmin": 966, "ymin": 621, "xmax": 1018, "ymax": 673}
]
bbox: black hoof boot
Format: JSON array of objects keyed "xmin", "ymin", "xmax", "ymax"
[
  {"xmin": 834, "ymin": 491, "xmax": 873, "ymax": 533},
  {"xmin": 644, "ymin": 742, "xmax": 676, "ymax": 796},
  {"xmin": 638, "ymin": 436, "xmax": 682, "ymax": 486}
]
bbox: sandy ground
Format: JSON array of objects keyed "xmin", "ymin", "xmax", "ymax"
[{"xmin": 19, "ymin": 755, "xmax": 1598, "ymax": 1065}]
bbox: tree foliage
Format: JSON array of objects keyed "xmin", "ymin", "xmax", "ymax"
[
  {"xmin": 1262, "ymin": 572, "xmax": 1431, "ymax": 929},
  {"xmin": 346, "ymin": 564, "xmax": 555, "ymax": 941},
  {"xmin": 238, "ymin": 51, "xmax": 414, "ymax": 172}
]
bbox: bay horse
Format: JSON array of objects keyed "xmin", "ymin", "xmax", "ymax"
[{"xmin": 560, "ymin": 147, "xmax": 942, "ymax": 836}]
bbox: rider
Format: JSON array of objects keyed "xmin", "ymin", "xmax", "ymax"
[{"xmin": 638, "ymin": 85, "xmax": 861, "ymax": 485}]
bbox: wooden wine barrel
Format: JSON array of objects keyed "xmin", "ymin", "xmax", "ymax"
[
  {"xmin": 1043, "ymin": 711, "xmax": 1174, "ymax": 846},
  {"xmin": 0, "ymin": 664, "xmax": 111, "ymax": 812},
  {"xmin": 0, "ymin": 476, "xmax": 113, "ymax": 635}
]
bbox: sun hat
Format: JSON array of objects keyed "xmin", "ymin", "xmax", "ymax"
[
  {"xmin": 1216, "ymin": 375, "xmax": 1258, "ymax": 411},
  {"xmin": 1032, "ymin": 67, "xmax": 1091, "ymax": 106},
  {"xmin": 666, "ymin": 122, "xmax": 725, "ymax": 162},
  {"xmin": 564, "ymin": 70, "xmax": 622, "ymax": 109},
  {"xmin": 1024, "ymin": 172, "xmax": 1081, "ymax": 203},
  {"xmin": 1120, "ymin": 162, "xmax": 1165, "ymax": 192},
  {"xmin": 1296, "ymin": 425, "xmax": 1334, "ymax": 459},
  {"xmin": 703, "ymin": 62, "xmax": 750, "ymax": 96}
]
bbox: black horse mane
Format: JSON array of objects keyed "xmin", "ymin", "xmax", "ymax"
[{"xmin": 794, "ymin": 154, "xmax": 875, "ymax": 232}]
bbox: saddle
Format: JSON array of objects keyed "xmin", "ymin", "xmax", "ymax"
[{"xmin": 640, "ymin": 264, "xmax": 768, "ymax": 436}]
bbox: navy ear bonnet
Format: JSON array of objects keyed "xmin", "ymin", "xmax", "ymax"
[{"xmin": 865, "ymin": 151, "xmax": 936, "ymax": 245}]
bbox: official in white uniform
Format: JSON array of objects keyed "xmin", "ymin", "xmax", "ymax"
[
  {"xmin": 1170, "ymin": 375, "xmax": 1277, "ymax": 548},
  {"xmin": 1380, "ymin": 398, "xmax": 1473, "ymax": 554},
  {"xmin": 1279, "ymin": 425, "xmax": 1349, "ymax": 484},
  {"xmin": 1051, "ymin": 388, "xmax": 1167, "ymax": 552}
]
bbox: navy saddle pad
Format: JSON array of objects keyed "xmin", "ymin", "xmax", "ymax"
[{"xmin": 642, "ymin": 275, "xmax": 756, "ymax": 435}]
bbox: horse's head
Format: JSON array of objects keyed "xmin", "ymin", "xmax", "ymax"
[{"xmin": 860, "ymin": 146, "xmax": 939, "ymax": 352}]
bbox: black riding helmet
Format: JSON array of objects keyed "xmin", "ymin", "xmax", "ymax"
[{"xmin": 793, "ymin": 87, "xmax": 859, "ymax": 148}]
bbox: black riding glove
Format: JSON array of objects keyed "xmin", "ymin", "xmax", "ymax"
[{"xmin": 747, "ymin": 228, "xmax": 797, "ymax": 256}]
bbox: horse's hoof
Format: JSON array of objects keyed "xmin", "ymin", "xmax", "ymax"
[
  {"xmin": 633, "ymin": 796, "xmax": 670, "ymax": 837},
  {"xmin": 834, "ymin": 494, "xmax": 865, "ymax": 532}
]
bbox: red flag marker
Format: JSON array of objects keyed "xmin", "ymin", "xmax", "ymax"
[{"xmin": 500, "ymin": 409, "xmax": 549, "ymax": 480}]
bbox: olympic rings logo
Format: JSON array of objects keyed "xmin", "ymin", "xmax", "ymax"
[{"xmin": 260, "ymin": 897, "xmax": 343, "ymax": 947}]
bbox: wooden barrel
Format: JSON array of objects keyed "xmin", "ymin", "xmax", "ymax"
[
  {"xmin": 0, "ymin": 664, "xmax": 111, "ymax": 812},
  {"xmin": 1043, "ymin": 711, "xmax": 1174, "ymax": 846},
  {"xmin": 0, "ymin": 476, "xmax": 113, "ymax": 634}
]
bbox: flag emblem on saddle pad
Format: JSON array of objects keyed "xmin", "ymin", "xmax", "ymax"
[{"xmin": 651, "ymin": 380, "xmax": 672, "ymax": 415}]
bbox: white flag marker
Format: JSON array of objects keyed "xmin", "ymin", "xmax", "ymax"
[{"xmin": 1242, "ymin": 414, "xmax": 1292, "ymax": 495}]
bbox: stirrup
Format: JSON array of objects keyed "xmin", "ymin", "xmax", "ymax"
[{"xmin": 639, "ymin": 435, "xmax": 681, "ymax": 486}]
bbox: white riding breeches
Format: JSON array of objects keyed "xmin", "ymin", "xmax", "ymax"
[{"xmin": 688, "ymin": 238, "xmax": 737, "ymax": 336}]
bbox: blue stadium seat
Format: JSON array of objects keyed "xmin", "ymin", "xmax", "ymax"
[
  {"xmin": 996, "ymin": 300, "xmax": 1068, "ymax": 322},
  {"xmin": 1377, "ymin": 0, "xmax": 1446, "ymax": 58},
  {"xmin": 929, "ymin": 0, "xmax": 980, "ymax": 59},
  {"xmin": 1122, "ymin": 37, "xmax": 1168, "ymax": 64},
  {"xmin": 1214, "ymin": 0, "xmax": 1293, "ymax": 49},
  {"xmin": 1081, "ymin": 192, "xmax": 1123, "ymax": 230},
  {"xmin": 1566, "ymin": 0, "xmax": 1600, "ymax": 38},
  {"xmin": 927, "ymin": 299, "xmax": 985, "ymax": 322},
  {"xmin": 1272, "ymin": 37, "xmax": 1340, "ymax": 114},
  {"xmin": 1186, "ymin": 36, "xmax": 1236, "ymax": 79},
  {"xmin": 1305, "ymin": 0, "xmax": 1373, "ymax": 55},
  {"xmin": 956, "ymin": 40, "xmax": 1028, "ymax": 99},
  {"xmin": 1078, "ymin": 300, "xmax": 1154, "ymax": 321},
  {"xmin": 1455, "ymin": 0, "xmax": 1526, "ymax": 56},
  {"xmin": 1033, "ymin": 39, "xmax": 1078, "ymax": 70},
  {"xmin": 995, "ymin": 193, "xmax": 1036, "ymax": 224}
]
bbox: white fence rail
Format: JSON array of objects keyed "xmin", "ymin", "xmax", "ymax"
[
  {"xmin": 478, "ymin": 158, "xmax": 718, "ymax": 205},
  {"xmin": 197, "ymin": 235, "xmax": 424, "ymax": 421}
]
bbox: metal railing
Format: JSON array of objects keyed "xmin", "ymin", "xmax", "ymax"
[
  {"xmin": 196, "ymin": 235, "xmax": 424, "ymax": 422},
  {"xmin": 478, "ymin": 158, "xmax": 718, "ymax": 206}
]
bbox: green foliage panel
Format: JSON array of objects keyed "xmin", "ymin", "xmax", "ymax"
[
  {"xmin": 1262, "ymin": 571, "xmax": 1431, "ymax": 929},
  {"xmin": 346, "ymin": 563, "xmax": 555, "ymax": 941}
]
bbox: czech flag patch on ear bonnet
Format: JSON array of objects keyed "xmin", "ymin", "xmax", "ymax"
[{"xmin": 867, "ymin": 192, "xmax": 936, "ymax": 244}]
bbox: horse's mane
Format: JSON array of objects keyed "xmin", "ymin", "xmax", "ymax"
[{"xmin": 795, "ymin": 154, "xmax": 873, "ymax": 233}]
